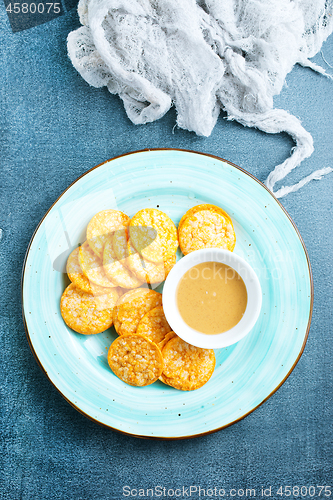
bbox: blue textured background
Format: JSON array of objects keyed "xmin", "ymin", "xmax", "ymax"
[{"xmin": 1, "ymin": 4, "xmax": 332, "ymax": 499}]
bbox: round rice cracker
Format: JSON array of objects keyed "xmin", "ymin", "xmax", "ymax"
[
  {"xmin": 86, "ymin": 210, "xmax": 130, "ymax": 259},
  {"xmin": 178, "ymin": 208, "xmax": 236, "ymax": 255},
  {"xmin": 67, "ymin": 247, "xmax": 115, "ymax": 296},
  {"xmin": 136, "ymin": 306, "xmax": 172, "ymax": 344},
  {"xmin": 113, "ymin": 228, "xmax": 176, "ymax": 284},
  {"xmin": 112, "ymin": 289, "xmax": 162, "ymax": 336},
  {"xmin": 160, "ymin": 336, "xmax": 216, "ymax": 391},
  {"xmin": 107, "ymin": 334, "xmax": 163, "ymax": 386},
  {"xmin": 103, "ymin": 236, "xmax": 143, "ymax": 289},
  {"xmin": 129, "ymin": 208, "xmax": 178, "ymax": 263},
  {"xmin": 60, "ymin": 283, "xmax": 119, "ymax": 334},
  {"xmin": 79, "ymin": 241, "xmax": 116, "ymax": 288}
]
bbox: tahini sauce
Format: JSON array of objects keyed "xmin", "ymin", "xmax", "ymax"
[{"xmin": 176, "ymin": 262, "xmax": 247, "ymax": 334}]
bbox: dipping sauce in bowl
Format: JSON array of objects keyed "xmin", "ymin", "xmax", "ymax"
[
  {"xmin": 162, "ymin": 248, "xmax": 262, "ymax": 349},
  {"xmin": 177, "ymin": 262, "xmax": 248, "ymax": 335}
]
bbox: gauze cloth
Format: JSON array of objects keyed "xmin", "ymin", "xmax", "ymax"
[{"xmin": 67, "ymin": 0, "xmax": 333, "ymax": 197}]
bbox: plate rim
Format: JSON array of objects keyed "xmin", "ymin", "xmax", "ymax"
[{"xmin": 21, "ymin": 148, "xmax": 314, "ymax": 440}]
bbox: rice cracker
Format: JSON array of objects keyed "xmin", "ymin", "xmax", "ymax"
[
  {"xmin": 107, "ymin": 334, "xmax": 163, "ymax": 386},
  {"xmin": 159, "ymin": 336, "xmax": 215, "ymax": 390},
  {"xmin": 178, "ymin": 205, "xmax": 236, "ymax": 255},
  {"xmin": 129, "ymin": 208, "xmax": 178, "ymax": 263},
  {"xmin": 60, "ymin": 283, "xmax": 119, "ymax": 334}
]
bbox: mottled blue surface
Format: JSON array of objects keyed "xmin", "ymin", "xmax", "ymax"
[{"xmin": 1, "ymin": 4, "xmax": 332, "ymax": 499}]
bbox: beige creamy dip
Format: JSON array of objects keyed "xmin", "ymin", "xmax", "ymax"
[{"xmin": 176, "ymin": 262, "xmax": 247, "ymax": 334}]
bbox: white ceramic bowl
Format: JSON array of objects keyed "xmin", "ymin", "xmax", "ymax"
[{"xmin": 162, "ymin": 248, "xmax": 262, "ymax": 349}]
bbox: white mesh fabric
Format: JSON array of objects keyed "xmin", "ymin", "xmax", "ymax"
[{"xmin": 67, "ymin": 0, "xmax": 333, "ymax": 197}]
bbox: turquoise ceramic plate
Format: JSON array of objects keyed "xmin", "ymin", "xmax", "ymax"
[{"xmin": 22, "ymin": 149, "xmax": 313, "ymax": 439}]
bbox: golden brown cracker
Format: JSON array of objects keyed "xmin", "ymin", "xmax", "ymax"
[
  {"xmin": 60, "ymin": 283, "xmax": 119, "ymax": 334},
  {"xmin": 113, "ymin": 289, "xmax": 162, "ymax": 335},
  {"xmin": 136, "ymin": 306, "xmax": 172, "ymax": 344},
  {"xmin": 178, "ymin": 207, "xmax": 236, "ymax": 255},
  {"xmin": 79, "ymin": 241, "xmax": 116, "ymax": 288},
  {"xmin": 103, "ymin": 236, "xmax": 143, "ymax": 289},
  {"xmin": 160, "ymin": 337, "xmax": 215, "ymax": 390},
  {"xmin": 129, "ymin": 208, "xmax": 178, "ymax": 263},
  {"xmin": 86, "ymin": 210, "xmax": 130, "ymax": 259},
  {"xmin": 107, "ymin": 334, "xmax": 163, "ymax": 386}
]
